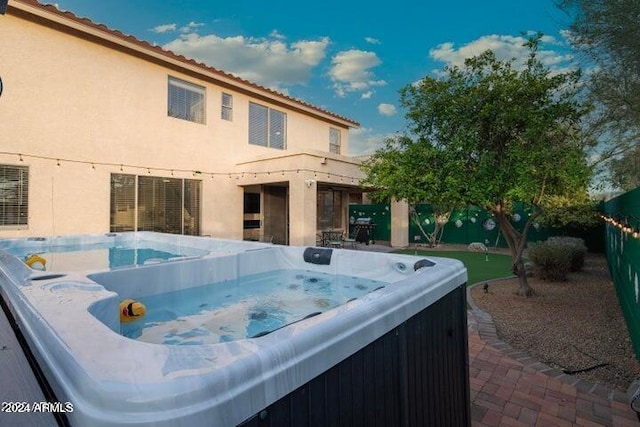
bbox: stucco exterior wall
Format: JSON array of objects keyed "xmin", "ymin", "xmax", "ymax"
[{"xmin": 0, "ymin": 2, "xmax": 364, "ymax": 241}]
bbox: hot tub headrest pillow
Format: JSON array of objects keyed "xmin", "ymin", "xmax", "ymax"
[
  {"xmin": 303, "ymin": 247, "xmax": 333, "ymax": 265},
  {"xmin": 414, "ymin": 259, "xmax": 436, "ymax": 271}
]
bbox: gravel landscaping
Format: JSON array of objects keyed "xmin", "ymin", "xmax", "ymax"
[{"xmin": 469, "ymin": 252, "xmax": 640, "ymax": 392}]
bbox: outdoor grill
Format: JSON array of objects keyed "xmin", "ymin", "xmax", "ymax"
[{"xmin": 353, "ymin": 217, "xmax": 376, "ymax": 244}]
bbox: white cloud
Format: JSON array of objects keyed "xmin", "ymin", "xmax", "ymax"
[
  {"xmin": 365, "ymin": 37, "xmax": 381, "ymax": 45},
  {"xmin": 348, "ymin": 127, "xmax": 394, "ymax": 156},
  {"xmin": 429, "ymin": 34, "xmax": 575, "ymax": 74},
  {"xmin": 151, "ymin": 23, "xmax": 177, "ymax": 34},
  {"xmin": 270, "ymin": 30, "xmax": 286, "ymax": 40},
  {"xmin": 377, "ymin": 103, "xmax": 397, "ymax": 116},
  {"xmin": 180, "ymin": 21, "xmax": 205, "ymax": 33},
  {"xmin": 163, "ymin": 33, "xmax": 329, "ymax": 90},
  {"xmin": 329, "ymin": 49, "xmax": 386, "ymax": 97},
  {"xmin": 361, "ymin": 91, "xmax": 373, "ymax": 99}
]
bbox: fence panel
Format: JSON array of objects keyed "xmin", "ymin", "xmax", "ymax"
[
  {"xmin": 408, "ymin": 203, "xmax": 565, "ymax": 249},
  {"xmin": 603, "ymin": 187, "xmax": 640, "ymax": 359},
  {"xmin": 348, "ymin": 204, "xmax": 391, "ymax": 242},
  {"xmin": 349, "ymin": 203, "xmax": 604, "ymax": 251}
]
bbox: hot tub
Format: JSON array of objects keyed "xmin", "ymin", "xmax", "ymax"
[{"xmin": 0, "ymin": 232, "xmax": 469, "ymax": 426}]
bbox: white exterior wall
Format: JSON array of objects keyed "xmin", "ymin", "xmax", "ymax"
[
  {"xmin": 0, "ymin": 2, "xmax": 363, "ymax": 241},
  {"xmin": 390, "ymin": 199, "xmax": 410, "ymax": 248}
]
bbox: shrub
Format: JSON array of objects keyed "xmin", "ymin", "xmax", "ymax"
[
  {"xmin": 527, "ymin": 240, "xmax": 574, "ymax": 281},
  {"xmin": 547, "ymin": 236, "xmax": 587, "ymax": 272}
]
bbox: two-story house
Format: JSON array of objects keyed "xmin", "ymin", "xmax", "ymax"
[{"xmin": 0, "ymin": 0, "xmax": 366, "ymax": 246}]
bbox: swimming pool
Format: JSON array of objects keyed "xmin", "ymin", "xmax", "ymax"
[
  {"xmin": 0, "ymin": 232, "xmax": 469, "ymax": 426},
  {"xmin": 0, "ymin": 232, "xmax": 263, "ymax": 271}
]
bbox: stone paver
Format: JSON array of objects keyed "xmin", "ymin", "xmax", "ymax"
[{"xmin": 467, "ymin": 287, "xmax": 640, "ymax": 427}]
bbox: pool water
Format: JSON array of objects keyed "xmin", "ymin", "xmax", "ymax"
[
  {"xmin": 8, "ymin": 244, "xmax": 208, "ymax": 270},
  {"xmin": 121, "ymin": 269, "xmax": 387, "ymax": 345}
]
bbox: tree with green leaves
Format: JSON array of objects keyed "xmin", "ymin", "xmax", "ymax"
[
  {"xmin": 609, "ymin": 140, "xmax": 640, "ymax": 191},
  {"xmin": 559, "ymin": 0, "xmax": 640, "ymax": 190},
  {"xmin": 362, "ymin": 35, "xmax": 592, "ymax": 296},
  {"xmin": 409, "ymin": 206, "xmax": 450, "ymax": 247},
  {"xmin": 362, "ymin": 135, "xmax": 465, "ymax": 247}
]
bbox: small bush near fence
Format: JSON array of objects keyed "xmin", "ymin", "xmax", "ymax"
[
  {"xmin": 528, "ymin": 237, "xmax": 587, "ymax": 281},
  {"xmin": 546, "ymin": 236, "xmax": 588, "ymax": 272}
]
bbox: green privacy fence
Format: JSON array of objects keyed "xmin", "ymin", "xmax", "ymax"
[
  {"xmin": 603, "ymin": 187, "xmax": 640, "ymax": 359},
  {"xmin": 407, "ymin": 203, "xmax": 555, "ymax": 248},
  {"xmin": 349, "ymin": 203, "xmax": 605, "ymax": 251},
  {"xmin": 348, "ymin": 204, "xmax": 391, "ymax": 242}
]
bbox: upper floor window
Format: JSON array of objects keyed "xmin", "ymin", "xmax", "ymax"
[
  {"xmin": 0, "ymin": 165, "xmax": 28, "ymax": 227},
  {"xmin": 221, "ymin": 93, "xmax": 233, "ymax": 121},
  {"xmin": 249, "ymin": 102, "xmax": 286, "ymax": 149},
  {"xmin": 168, "ymin": 77, "xmax": 205, "ymax": 124},
  {"xmin": 330, "ymin": 128, "xmax": 341, "ymax": 154}
]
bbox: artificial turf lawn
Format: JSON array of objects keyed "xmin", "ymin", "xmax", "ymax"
[{"xmin": 392, "ymin": 249, "xmax": 513, "ymax": 285}]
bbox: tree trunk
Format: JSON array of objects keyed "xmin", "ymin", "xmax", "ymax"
[
  {"xmin": 410, "ymin": 210, "xmax": 450, "ymax": 247},
  {"xmin": 492, "ymin": 208, "xmax": 535, "ymax": 297},
  {"xmin": 514, "ymin": 257, "xmax": 534, "ymax": 297}
]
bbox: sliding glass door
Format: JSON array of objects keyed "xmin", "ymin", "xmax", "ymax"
[{"xmin": 110, "ymin": 174, "xmax": 200, "ymax": 235}]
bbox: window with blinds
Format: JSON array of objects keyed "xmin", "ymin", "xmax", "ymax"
[
  {"xmin": 110, "ymin": 174, "xmax": 135, "ymax": 231},
  {"xmin": 0, "ymin": 165, "xmax": 28, "ymax": 227},
  {"xmin": 269, "ymin": 109, "xmax": 286, "ymax": 149},
  {"xmin": 330, "ymin": 127, "xmax": 341, "ymax": 154},
  {"xmin": 221, "ymin": 92, "xmax": 233, "ymax": 121},
  {"xmin": 110, "ymin": 174, "xmax": 201, "ymax": 235},
  {"xmin": 183, "ymin": 179, "xmax": 201, "ymax": 236},
  {"xmin": 168, "ymin": 76, "xmax": 206, "ymax": 124},
  {"xmin": 249, "ymin": 102, "xmax": 286, "ymax": 149},
  {"xmin": 316, "ymin": 189, "xmax": 343, "ymax": 230}
]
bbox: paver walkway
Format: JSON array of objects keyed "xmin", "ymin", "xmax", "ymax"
[
  {"xmin": 467, "ymin": 306, "xmax": 640, "ymax": 426},
  {"xmin": 360, "ymin": 243, "xmax": 640, "ymax": 426}
]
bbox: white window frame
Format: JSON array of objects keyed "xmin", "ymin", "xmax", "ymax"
[
  {"xmin": 0, "ymin": 164, "xmax": 29, "ymax": 227},
  {"xmin": 330, "ymin": 127, "xmax": 341, "ymax": 154},
  {"xmin": 248, "ymin": 102, "xmax": 287, "ymax": 149},
  {"xmin": 221, "ymin": 92, "xmax": 233, "ymax": 121},
  {"xmin": 168, "ymin": 76, "xmax": 206, "ymax": 124}
]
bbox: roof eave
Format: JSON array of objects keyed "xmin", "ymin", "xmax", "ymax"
[{"xmin": 8, "ymin": 0, "xmax": 360, "ymax": 129}]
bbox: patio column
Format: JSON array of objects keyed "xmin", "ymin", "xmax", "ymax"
[
  {"xmin": 289, "ymin": 176, "xmax": 317, "ymax": 246},
  {"xmin": 390, "ymin": 198, "xmax": 409, "ymax": 248}
]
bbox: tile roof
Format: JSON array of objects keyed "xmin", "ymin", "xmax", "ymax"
[{"xmin": 9, "ymin": 0, "xmax": 359, "ymax": 127}]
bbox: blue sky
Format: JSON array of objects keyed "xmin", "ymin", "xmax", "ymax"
[{"xmin": 52, "ymin": 0, "xmax": 576, "ymax": 156}]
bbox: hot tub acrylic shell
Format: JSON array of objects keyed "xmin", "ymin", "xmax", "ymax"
[{"xmin": 0, "ymin": 232, "xmax": 469, "ymax": 426}]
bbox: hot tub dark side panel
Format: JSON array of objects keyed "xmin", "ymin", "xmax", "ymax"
[{"xmin": 238, "ymin": 284, "xmax": 470, "ymax": 427}]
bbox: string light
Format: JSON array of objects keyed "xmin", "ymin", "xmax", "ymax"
[
  {"xmin": 602, "ymin": 214, "xmax": 640, "ymax": 240},
  {"xmin": 1, "ymin": 151, "xmax": 365, "ymax": 185}
]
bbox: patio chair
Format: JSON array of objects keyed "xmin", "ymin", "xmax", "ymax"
[
  {"xmin": 323, "ymin": 231, "xmax": 344, "ymax": 248},
  {"xmin": 343, "ymin": 231, "xmax": 357, "ymax": 249}
]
